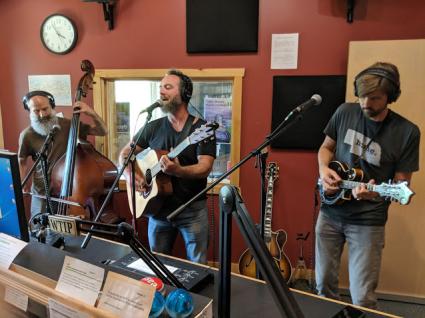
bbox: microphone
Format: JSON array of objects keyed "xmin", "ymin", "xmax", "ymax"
[
  {"xmin": 39, "ymin": 124, "xmax": 61, "ymax": 155},
  {"xmin": 292, "ymin": 94, "xmax": 322, "ymax": 114},
  {"xmin": 139, "ymin": 100, "xmax": 163, "ymax": 115}
]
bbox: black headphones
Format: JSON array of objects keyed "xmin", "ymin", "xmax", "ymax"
[
  {"xmin": 22, "ymin": 90, "xmax": 56, "ymax": 111},
  {"xmin": 167, "ymin": 70, "xmax": 193, "ymax": 103},
  {"xmin": 354, "ymin": 67, "xmax": 401, "ymax": 103}
]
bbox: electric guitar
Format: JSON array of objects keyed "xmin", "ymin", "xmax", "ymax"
[
  {"xmin": 238, "ymin": 162, "xmax": 292, "ymax": 282},
  {"xmin": 319, "ymin": 160, "xmax": 414, "ymax": 206},
  {"xmin": 126, "ymin": 122, "xmax": 218, "ymax": 218}
]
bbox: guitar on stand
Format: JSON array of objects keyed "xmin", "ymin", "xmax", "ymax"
[
  {"xmin": 289, "ymin": 232, "xmax": 316, "ymax": 293},
  {"xmin": 238, "ymin": 162, "xmax": 292, "ymax": 282}
]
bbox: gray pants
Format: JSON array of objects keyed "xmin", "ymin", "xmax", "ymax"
[{"xmin": 315, "ymin": 212, "xmax": 385, "ymax": 309}]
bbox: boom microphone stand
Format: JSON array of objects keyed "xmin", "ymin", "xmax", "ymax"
[
  {"xmin": 81, "ymin": 107, "xmax": 153, "ymax": 248},
  {"xmin": 167, "ymin": 95, "xmax": 322, "ymax": 318},
  {"xmin": 167, "ymin": 94, "xmax": 322, "ymax": 222}
]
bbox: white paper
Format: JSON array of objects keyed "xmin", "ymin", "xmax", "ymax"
[
  {"xmin": 97, "ymin": 271, "xmax": 155, "ymax": 318},
  {"xmin": 55, "ymin": 256, "xmax": 104, "ymax": 306},
  {"xmin": 4, "ymin": 286, "xmax": 28, "ymax": 312},
  {"xmin": 271, "ymin": 33, "xmax": 299, "ymax": 69},
  {"xmin": 0, "ymin": 233, "xmax": 27, "ymax": 269},
  {"xmin": 127, "ymin": 258, "xmax": 178, "ymax": 276},
  {"xmin": 48, "ymin": 298, "xmax": 90, "ymax": 318},
  {"xmin": 28, "ymin": 74, "xmax": 72, "ymax": 106}
]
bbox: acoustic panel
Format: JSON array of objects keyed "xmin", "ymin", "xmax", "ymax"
[
  {"xmin": 186, "ymin": 0, "xmax": 259, "ymax": 53},
  {"xmin": 271, "ymin": 75, "xmax": 347, "ymax": 150}
]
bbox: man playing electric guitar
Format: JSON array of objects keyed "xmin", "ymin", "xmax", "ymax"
[
  {"xmin": 316, "ymin": 62, "xmax": 420, "ymax": 309},
  {"xmin": 119, "ymin": 69, "xmax": 216, "ymax": 264}
]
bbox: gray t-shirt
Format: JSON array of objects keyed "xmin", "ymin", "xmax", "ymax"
[
  {"xmin": 321, "ymin": 103, "xmax": 420, "ymax": 225},
  {"xmin": 18, "ymin": 117, "xmax": 90, "ymax": 194}
]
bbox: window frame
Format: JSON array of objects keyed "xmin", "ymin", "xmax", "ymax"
[{"xmin": 92, "ymin": 68, "xmax": 244, "ymax": 191}]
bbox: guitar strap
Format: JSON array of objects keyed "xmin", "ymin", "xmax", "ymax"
[{"xmin": 176, "ymin": 115, "xmax": 196, "ymax": 145}]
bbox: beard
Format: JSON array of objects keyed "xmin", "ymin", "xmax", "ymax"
[
  {"xmin": 162, "ymin": 95, "xmax": 181, "ymax": 114},
  {"xmin": 30, "ymin": 111, "xmax": 59, "ymax": 136}
]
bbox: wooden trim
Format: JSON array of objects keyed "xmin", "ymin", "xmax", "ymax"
[{"xmin": 0, "ymin": 266, "xmax": 117, "ymax": 318}]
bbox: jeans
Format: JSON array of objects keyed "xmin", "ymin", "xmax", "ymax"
[
  {"xmin": 148, "ymin": 199, "xmax": 209, "ymax": 264},
  {"xmin": 315, "ymin": 212, "xmax": 385, "ymax": 309}
]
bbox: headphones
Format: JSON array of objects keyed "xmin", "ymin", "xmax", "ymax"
[
  {"xmin": 22, "ymin": 90, "xmax": 56, "ymax": 111},
  {"xmin": 353, "ymin": 67, "xmax": 401, "ymax": 103},
  {"xmin": 168, "ymin": 70, "xmax": 193, "ymax": 103}
]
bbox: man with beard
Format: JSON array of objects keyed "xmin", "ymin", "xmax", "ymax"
[
  {"xmin": 316, "ymin": 62, "xmax": 420, "ymax": 308},
  {"xmin": 119, "ymin": 69, "xmax": 216, "ymax": 264},
  {"xmin": 18, "ymin": 90, "xmax": 108, "ymax": 217}
]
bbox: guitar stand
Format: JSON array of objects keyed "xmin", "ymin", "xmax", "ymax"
[{"xmin": 218, "ymin": 185, "xmax": 304, "ymax": 318}]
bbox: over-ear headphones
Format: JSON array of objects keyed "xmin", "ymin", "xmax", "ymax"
[
  {"xmin": 22, "ymin": 90, "xmax": 56, "ymax": 111},
  {"xmin": 353, "ymin": 67, "xmax": 401, "ymax": 103},
  {"xmin": 167, "ymin": 70, "xmax": 193, "ymax": 103},
  {"xmin": 180, "ymin": 74, "xmax": 193, "ymax": 104}
]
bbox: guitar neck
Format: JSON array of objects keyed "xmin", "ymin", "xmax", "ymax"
[
  {"xmin": 150, "ymin": 138, "xmax": 191, "ymax": 178},
  {"xmin": 340, "ymin": 180, "xmax": 383, "ymax": 195},
  {"xmin": 263, "ymin": 180, "xmax": 274, "ymax": 243}
]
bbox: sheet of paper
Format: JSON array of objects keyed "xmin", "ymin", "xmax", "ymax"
[
  {"xmin": 28, "ymin": 74, "xmax": 72, "ymax": 106},
  {"xmin": 97, "ymin": 271, "xmax": 155, "ymax": 318},
  {"xmin": 48, "ymin": 298, "xmax": 89, "ymax": 318},
  {"xmin": 0, "ymin": 233, "xmax": 27, "ymax": 269},
  {"xmin": 55, "ymin": 256, "xmax": 104, "ymax": 306},
  {"xmin": 127, "ymin": 258, "xmax": 178, "ymax": 276},
  {"xmin": 4, "ymin": 286, "xmax": 28, "ymax": 312},
  {"xmin": 271, "ymin": 33, "xmax": 299, "ymax": 69}
]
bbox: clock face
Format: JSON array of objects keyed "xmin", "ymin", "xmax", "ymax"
[{"xmin": 40, "ymin": 14, "xmax": 78, "ymax": 54}]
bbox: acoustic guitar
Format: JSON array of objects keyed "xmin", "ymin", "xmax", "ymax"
[
  {"xmin": 319, "ymin": 160, "xmax": 414, "ymax": 206},
  {"xmin": 238, "ymin": 162, "xmax": 292, "ymax": 282},
  {"xmin": 126, "ymin": 122, "xmax": 218, "ymax": 218}
]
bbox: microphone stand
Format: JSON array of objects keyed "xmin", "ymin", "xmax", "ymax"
[
  {"xmin": 22, "ymin": 132, "xmax": 56, "ymax": 243},
  {"xmin": 67, "ymin": 219, "xmax": 184, "ymax": 288},
  {"xmin": 81, "ymin": 110, "xmax": 153, "ymax": 248},
  {"xmin": 167, "ymin": 106, "xmax": 307, "ymax": 222}
]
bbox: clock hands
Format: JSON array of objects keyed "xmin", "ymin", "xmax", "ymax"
[{"xmin": 52, "ymin": 25, "xmax": 66, "ymax": 40}]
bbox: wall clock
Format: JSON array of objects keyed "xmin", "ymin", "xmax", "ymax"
[{"xmin": 40, "ymin": 14, "xmax": 78, "ymax": 54}]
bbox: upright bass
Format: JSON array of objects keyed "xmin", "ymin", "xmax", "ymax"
[{"xmin": 50, "ymin": 60, "xmax": 118, "ymax": 220}]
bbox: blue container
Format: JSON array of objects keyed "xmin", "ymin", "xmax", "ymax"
[
  {"xmin": 165, "ymin": 288, "xmax": 194, "ymax": 318},
  {"xmin": 149, "ymin": 291, "xmax": 165, "ymax": 318}
]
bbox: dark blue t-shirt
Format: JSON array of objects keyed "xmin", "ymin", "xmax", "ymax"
[
  {"xmin": 134, "ymin": 115, "xmax": 216, "ymax": 214},
  {"xmin": 322, "ymin": 103, "xmax": 420, "ymax": 225}
]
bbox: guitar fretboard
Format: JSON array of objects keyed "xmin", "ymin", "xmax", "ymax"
[
  {"xmin": 150, "ymin": 138, "xmax": 191, "ymax": 178},
  {"xmin": 264, "ymin": 179, "xmax": 274, "ymax": 243}
]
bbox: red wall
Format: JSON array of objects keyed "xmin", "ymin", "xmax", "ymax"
[{"xmin": 1, "ymin": 0, "xmax": 424, "ymax": 265}]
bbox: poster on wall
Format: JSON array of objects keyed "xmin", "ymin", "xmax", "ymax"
[{"xmin": 28, "ymin": 74, "xmax": 72, "ymax": 106}]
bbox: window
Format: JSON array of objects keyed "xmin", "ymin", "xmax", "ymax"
[{"xmin": 92, "ymin": 68, "xmax": 244, "ymax": 191}]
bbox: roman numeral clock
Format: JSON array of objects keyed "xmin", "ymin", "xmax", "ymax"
[{"xmin": 40, "ymin": 14, "xmax": 78, "ymax": 54}]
